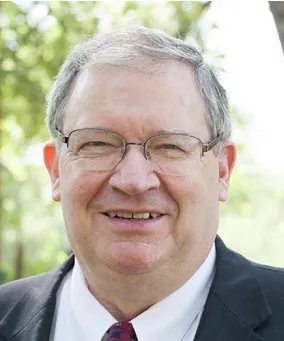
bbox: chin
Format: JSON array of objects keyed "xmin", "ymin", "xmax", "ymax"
[{"xmin": 105, "ymin": 242, "xmax": 164, "ymax": 274}]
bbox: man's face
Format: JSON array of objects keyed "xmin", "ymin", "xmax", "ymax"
[{"xmin": 44, "ymin": 61, "xmax": 235, "ymax": 277}]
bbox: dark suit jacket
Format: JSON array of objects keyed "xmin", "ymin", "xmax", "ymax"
[{"xmin": 0, "ymin": 237, "xmax": 284, "ymax": 341}]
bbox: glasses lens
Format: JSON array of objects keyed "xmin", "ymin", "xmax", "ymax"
[
  {"xmin": 146, "ymin": 134, "xmax": 202, "ymax": 175},
  {"xmin": 69, "ymin": 129, "xmax": 124, "ymax": 170}
]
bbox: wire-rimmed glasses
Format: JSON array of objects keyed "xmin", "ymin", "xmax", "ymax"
[{"xmin": 55, "ymin": 128, "xmax": 221, "ymax": 176}]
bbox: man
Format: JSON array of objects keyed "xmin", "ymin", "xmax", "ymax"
[{"xmin": 0, "ymin": 26, "xmax": 284, "ymax": 341}]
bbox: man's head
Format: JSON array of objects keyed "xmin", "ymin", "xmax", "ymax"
[{"xmin": 44, "ymin": 26, "xmax": 236, "ymax": 280}]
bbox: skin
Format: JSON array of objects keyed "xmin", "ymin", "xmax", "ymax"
[{"xmin": 44, "ymin": 61, "xmax": 236, "ymax": 321}]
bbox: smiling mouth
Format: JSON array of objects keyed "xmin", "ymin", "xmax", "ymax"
[{"xmin": 104, "ymin": 212, "xmax": 162, "ymax": 220}]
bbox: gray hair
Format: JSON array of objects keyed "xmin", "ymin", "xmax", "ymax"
[{"xmin": 46, "ymin": 26, "xmax": 231, "ymax": 152}]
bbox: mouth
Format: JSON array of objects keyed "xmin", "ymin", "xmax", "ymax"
[
  {"xmin": 101, "ymin": 211, "xmax": 166, "ymax": 232},
  {"xmin": 103, "ymin": 212, "xmax": 163, "ymax": 220}
]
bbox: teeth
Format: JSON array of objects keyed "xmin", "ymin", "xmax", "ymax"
[
  {"xmin": 122, "ymin": 213, "xmax": 133, "ymax": 219},
  {"xmin": 142, "ymin": 213, "xmax": 150, "ymax": 219},
  {"xmin": 133, "ymin": 213, "xmax": 143, "ymax": 219},
  {"xmin": 150, "ymin": 213, "xmax": 158, "ymax": 219},
  {"xmin": 106, "ymin": 212, "xmax": 161, "ymax": 219}
]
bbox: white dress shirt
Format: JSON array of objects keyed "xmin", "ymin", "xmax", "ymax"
[{"xmin": 49, "ymin": 245, "xmax": 216, "ymax": 341}]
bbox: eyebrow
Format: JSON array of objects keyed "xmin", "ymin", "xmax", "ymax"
[
  {"xmin": 76, "ymin": 127, "xmax": 192, "ymax": 137},
  {"xmin": 80, "ymin": 127, "xmax": 191, "ymax": 135},
  {"xmin": 156, "ymin": 129, "xmax": 190, "ymax": 135}
]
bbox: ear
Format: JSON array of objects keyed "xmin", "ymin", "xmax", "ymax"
[
  {"xmin": 43, "ymin": 142, "xmax": 61, "ymax": 201},
  {"xmin": 218, "ymin": 141, "xmax": 237, "ymax": 202}
]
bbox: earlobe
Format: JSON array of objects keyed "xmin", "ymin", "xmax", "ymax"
[
  {"xmin": 218, "ymin": 142, "xmax": 237, "ymax": 202},
  {"xmin": 43, "ymin": 142, "xmax": 61, "ymax": 202}
]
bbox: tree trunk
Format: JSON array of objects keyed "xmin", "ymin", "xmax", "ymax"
[
  {"xmin": 0, "ymin": 2, "xmax": 4, "ymax": 276},
  {"xmin": 0, "ymin": 103, "xmax": 3, "ymax": 274},
  {"xmin": 14, "ymin": 231, "xmax": 24, "ymax": 279},
  {"xmin": 269, "ymin": 1, "xmax": 284, "ymax": 53}
]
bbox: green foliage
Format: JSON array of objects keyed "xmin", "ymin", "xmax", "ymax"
[{"xmin": 220, "ymin": 164, "xmax": 284, "ymax": 265}]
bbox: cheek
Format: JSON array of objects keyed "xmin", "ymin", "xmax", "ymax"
[
  {"xmin": 164, "ymin": 169, "xmax": 219, "ymax": 253},
  {"xmin": 59, "ymin": 161, "xmax": 107, "ymax": 207},
  {"xmin": 166, "ymin": 171, "xmax": 207, "ymax": 208},
  {"xmin": 165, "ymin": 165, "xmax": 219, "ymax": 223},
  {"xmin": 59, "ymin": 165, "xmax": 109, "ymax": 247}
]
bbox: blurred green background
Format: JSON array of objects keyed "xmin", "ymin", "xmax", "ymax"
[{"xmin": 1, "ymin": 1, "xmax": 284, "ymax": 284}]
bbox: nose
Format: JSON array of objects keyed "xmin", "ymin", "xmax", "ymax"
[{"xmin": 109, "ymin": 145, "xmax": 161, "ymax": 195}]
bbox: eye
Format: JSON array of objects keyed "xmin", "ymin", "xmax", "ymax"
[
  {"xmin": 78, "ymin": 140, "xmax": 118, "ymax": 154},
  {"xmin": 155, "ymin": 144, "xmax": 184, "ymax": 151},
  {"xmin": 84, "ymin": 141, "xmax": 109, "ymax": 147},
  {"xmin": 160, "ymin": 144, "xmax": 180, "ymax": 150},
  {"xmin": 81, "ymin": 140, "xmax": 117, "ymax": 149}
]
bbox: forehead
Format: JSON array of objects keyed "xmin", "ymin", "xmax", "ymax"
[{"xmin": 64, "ymin": 61, "xmax": 208, "ymax": 138}]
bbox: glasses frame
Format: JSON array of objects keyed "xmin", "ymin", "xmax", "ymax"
[{"xmin": 55, "ymin": 128, "xmax": 222, "ymax": 172}]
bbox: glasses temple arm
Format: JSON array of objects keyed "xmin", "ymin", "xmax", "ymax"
[
  {"xmin": 202, "ymin": 136, "xmax": 222, "ymax": 155},
  {"xmin": 55, "ymin": 128, "xmax": 68, "ymax": 144}
]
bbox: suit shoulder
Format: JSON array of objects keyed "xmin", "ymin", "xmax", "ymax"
[
  {"xmin": 251, "ymin": 261, "xmax": 284, "ymax": 280},
  {"xmin": 0, "ymin": 272, "xmax": 48, "ymax": 296},
  {"xmin": 0, "ymin": 267, "xmax": 60, "ymax": 323},
  {"xmin": 0, "ymin": 273, "xmax": 48, "ymax": 308},
  {"xmin": 250, "ymin": 261, "xmax": 284, "ymax": 308}
]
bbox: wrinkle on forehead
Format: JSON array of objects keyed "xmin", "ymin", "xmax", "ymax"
[{"xmin": 63, "ymin": 61, "xmax": 208, "ymax": 139}]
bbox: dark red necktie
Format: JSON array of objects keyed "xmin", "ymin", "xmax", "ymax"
[{"xmin": 105, "ymin": 322, "xmax": 138, "ymax": 341}]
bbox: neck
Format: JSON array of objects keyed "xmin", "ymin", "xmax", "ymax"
[{"xmin": 81, "ymin": 247, "xmax": 213, "ymax": 321}]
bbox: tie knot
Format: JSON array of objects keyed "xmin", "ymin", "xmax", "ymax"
[{"xmin": 106, "ymin": 322, "xmax": 138, "ymax": 341}]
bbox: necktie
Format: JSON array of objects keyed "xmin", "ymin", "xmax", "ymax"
[{"xmin": 105, "ymin": 322, "xmax": 138, "ymax": 341}]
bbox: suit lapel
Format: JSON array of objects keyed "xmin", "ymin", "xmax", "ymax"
[
  {"xmin": 1, "ymin": 255, "xmax": 74, "ymax": 341},
  {"xmin": 194, "ymin": 293, "xmax": 268, "ymax": 341},
  {"xmin": 194, "ymin": 237, "xmax": 274, "ymax": 341}
]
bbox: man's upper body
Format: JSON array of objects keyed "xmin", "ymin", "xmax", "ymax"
[
  {"xmin": 49, "ymin": 242, "xmax": 215, "ymax": 341},
  {"xmin": 1, "ymin": 238, "xmax": 284, "ymax": 341},
  {"xmin": 1, "ymin": 25, "xmax": 283, "ymax": 340}
]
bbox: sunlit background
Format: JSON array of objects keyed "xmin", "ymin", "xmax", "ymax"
[
  {"xmin": 209, "ymin": 1, "xmax": 284, "ymax": 173},
  {"xmin": 1, "ymin": 1, "xmax": 284, "ymax": 282}
]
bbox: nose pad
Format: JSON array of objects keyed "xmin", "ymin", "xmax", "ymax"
[
  {"xmin": 109, "ymin": 146, "xmax": 160, "ymax": 195},
  {"xmin": 119, "ymin": 145, "xmax": 152, "ymax": 171},
  {"xmin": 119, "ymin": 143, "xmax": 149, "ymax": 166}
]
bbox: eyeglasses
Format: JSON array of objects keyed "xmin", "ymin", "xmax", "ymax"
[{"xmin": 55, "ymin": 128, "xmax": 221, "ymax": 176}]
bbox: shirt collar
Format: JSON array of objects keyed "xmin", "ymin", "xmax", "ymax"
[
  {"xmin": 70, "ymin": 261, "xmax": 116, "ymax": 341},
  {"xmin": 71, "ymin": 245, "xmax": 216, "ymax": 341}
]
